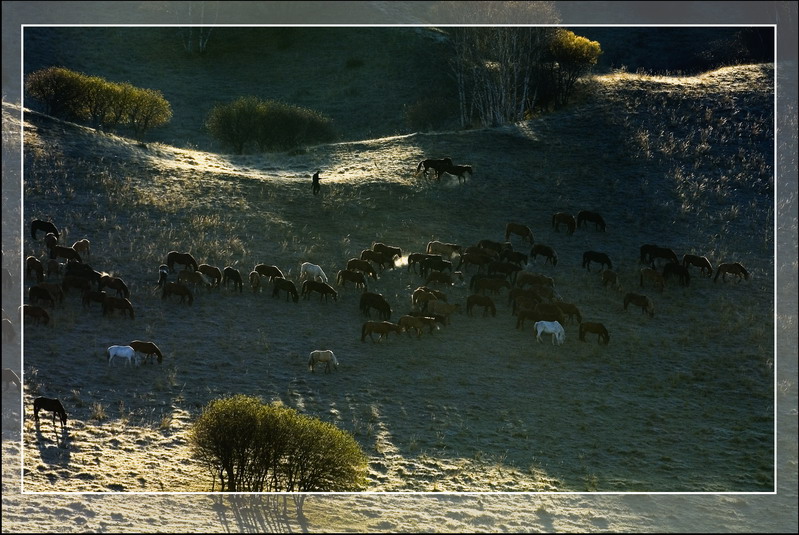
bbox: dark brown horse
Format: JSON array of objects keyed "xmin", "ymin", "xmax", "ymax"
[
  {"xmin": 530, "ymin": 244, "xmax": 558, "ymax": 266},
  {"xmin": 714, "ymin": 262, "xmax": 750, "ymax": 283},
  {"xmin": 166, "ymin": 251, "xmax": 198, "ymax": 273},
  {"xmin": 359, "ymin": 292, "xmax": 392, "ymax": 320},
  {"xmin": 579, "ymin": 322, "xmax": 609, "ymax": 344},
  {"xmin": 50, "ymin": 245, "xmax": 82, "ymax": 263},
  {"xmin": 346, "ymin": 258, "xmax": 378, "ymax": 280},
  {"xmin": 254, "ymin": 264, "xmax": 284, "ymax": 282},
  {"xmin": 301, "ymin": 280, "xmax": 338, "ymax": 302},
  {"xmin": 444, "ymin": 164, "xmax": 473, "ymax": 183},
  {"xmin": 624, "ymin": 292, "xmax": 654, "ymax": 317},
  {"xmin": 22, "ymin": 304, "xmax": 50, "ymax": 325},
  {"xmin": 31, "ymin": 219, "xmax": 59, "ymax": 241},
  {"xmin": 516, "ymin": 304, "xmax": 564, "ymax": 330},
  {"xmin": 582, "ymin": 251, "xmax": 612, "ymax": 272},
  {"xmin": 398, "ymin": 314, "xmax": 439, "ymax": 338},
  {"xmin": 82, "ymin": 289, "xmax": 107, "ymax": 309},
  {"xmin": 601, "ymin": 270, "xmax": 622, "ymax": 291},
  {"xmin": 28, "ymin": 285, "xmax": 56, "ymax": 308},
  {"xmin": 682, "ymin": 254, "xmax": 713, "ymax": 277},
  {"xmin": 99, "ymin": 274, "xmax": 131, "ymax": 298},
  {"xmin": 554, "ymin": 300, "xmax": 582, "ymax": 324},
  {"xmin": 663, "ymin": 262, "xmax": 691, "ymax": 287},
  {"xmin": 26, "ymin": 256, "xmax": 44, "ymax": 283},
  {"xmin": 162, "ymin": 281, "xmax": 194, "ymax": 305},
  {"xmin": 198, "ymin": 264, "xmax": 223, "ymax": 287},
  {"xmin": 103, "ymin": 296, "xmax": 135, "ymax": 319},
  {"xmin": 37, "ymin": 281, "xmax": 64, "ymax": 304},
  {"xmin": 372, "ymin": 242, "xmax": 402, "ymax": 265},
  {"xmin": 129, "ymin": 340, "xmax": 164, "ymax": 364},
  {"xmin": 336, "ymin": 269, "xmax": 368, "ymax": 291},
  {"xmin": 61, "ymin": 275, "xmax": 91, "ymax": 295},
  {"xmin": 421, "ymin": 256, "xmax": 453, "ymax": 276},
  {"xmin": 361, "ymin": 321, "xmax": 404, "ymax": 342},
  {"xmin": 576, "ymin": 211, "xmax": 606, "ymax": 231},
  {"xmin": 178, "ymin": 269, "xmax": 213, "ymax": 290},
  {"xmin": 552, "ymin": 212, "xmax": 576, "ymax": 235},
  {"xmin": 640, "ymin": 244, "xmax": 679, "ymax": 267},
  {"xmin": 466, "ymin": 294, "xmax": 496, "ymax": 317},
  {"xmin": 416, "ymin": 157, "xmax": 453, "ymax": 180},
  {"xmin": 272, "ymin": 277, "xmax": 299, "ymax": 302},
  {"xmin": 505, "ymin": 223, "xmax": 534, "ymax": 245},
  {"xmin": 33, "ymin": 397, "xmax": 67, "ymax": 430},
  {"xmin": 360, "ymin": 249, "xmax": 392, "ymax": 271},
  {"xmin": 71, "ymin": 239, "xmax": 91, "ymax": 261},
  {"xmin": 222, "ymin": 266, "xmax": 243, "ymax": 292}
]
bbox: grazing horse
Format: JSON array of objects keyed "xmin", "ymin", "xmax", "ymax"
[
  {"xmin": 22, "ymin": 304, "xmax": 50, "ymax": 326},
  {"xmin": 530, "ymin": 244, "xmax": 558, "ymax": 266},
  {"xmin": 412, "ymin": 286, "xmax": 445, "ymax": 310},
  {"xmin": 425, "ymin": 271, "xmax": 457, "ymax": 286},
  {"xmin": 178, "ymin": 269, "xmax": 212, "ymax": 290},
  {"xmin": 714, "ymin": 262, "xmax": 750, "ymax": 282},
  {"xmin": 272, "ymin": 277, "xmax": 299, "ymax": 303},
  {"xmin": 500, "ymin": 249, "xmax": 528, "ymax": 267},
  {"xmin": 458, "ymin": 252, "xmax": 493, "ymax": 272},
  {"xmin": 579, "ymin": 322, "xmax": 610, "ymax": 345},
  {"xmin": 347, "ymin": 258, "xmax": 378, "ymax": 280},
  {"xmin": 640, "ymin": 245, "xmax": 679, "ymax": 267},
  {"xmin": 475, "ymin": 277, "xmax": 511, "ymax": 295},
  {"xmin": 103, "ymin": 296, "xmax": 135, "ymax": 319},
  {"xmin": 299, "ymin": 262, "xmax": 328, "ymax": 283},
  {"xmin": 466, "ymin": 294, "xmax": 496, "ymax": 317},
  {"xmin": 31, "ymin": 219, "xmax": 59, "ymax": 241},
  {"xmin": 372, "ymin": 243, "xmax": 402, "ymax": 266},
  {"xmin": 248, "ymin": 271, "xmax": 261, "ymax": 293},
  {"xmin": 426, "ymin": 241, "xmax": 462, "ymax": 259},
  {"xmin": 308, "ymin": 349, "xmax": 338, "ymax": 373},
  {"xmin": 129, "ymin": 340, "xmax": 164, "ymax": 364},
  {"xmin": 33, "ymin": 397, "xmax": 67, "ymax": 430},
  {"xmin": 25, "ymin": 256, "xmax": 44, "ymax": 283},
  {"xmin": 640, "ymin": 268, "xmax": 665, "ymax": 292},
  {"xmin": 336, "ymin": 269, "xmax": 368, "ymax": 291},
  {"xmin": 601, "ymin": 269, "xmax": 622, "ymax": 291},
  {"xmin": 553, "ymin": 300, "xmax": 582, "ymax": 324},
  {"xmin": 359, "ymin": 292, "xmax": 392, "ymax": 320},
  {"xmin": 62, "ymin": 262, "xmax": 101, "ymax": 288},
  {"xmin": 420, "ymin": 255, "xmax": 453, "ymax": 276},
  {"xmin": 407, "ymin": 252, "xmax": 437, "ymax": 273},
  {"xmin": 515, "ymin": 271, "xmax": 554, "ymax": 289},
  {"xmin": 71, "ymin": 239, "xmax": 91, "ymax": 260},
  {"xmin": 360, "ymin": 249, "xmax": 392, "ymax": 271},
  {"xmin": 222, "ymin": 266, "xmax": 243, "ymax": 292},
  {"xmin": 100, "ymin": 274, "xmax": 131, "ymax": 298},
  {"xmin": 29, "ymin": 285, "xmax": 56, "ymax": 308},
  {"xmin": 82, "ymin": 289, "xmax": 107, "ymax": 309},
  {"xmin": 624, "ymin": 292, "xmax": 654, "ymax": 317},
  {"xmin": 50, "ymin": 245, "xmax": 82, "ymax": 263},
  {"xmin": 107, "ymin": 345, "xmax": 139, "ymax": 367},
  {"xmin": 534, "ymin": 321, "xmax": 566, "ymax": 345},
  {"xmin": 162, "ymin": 281, "xmax": 194, "ymax": 305},
  {"xmin": 488, "ymin": 260, "xmax": 521, "ymax": 281},
  {"xmin": 663, "ymin": 262, "xmax": 691, "ymax": 287},
  {"xmin": 505, "ymin": 223, "xmax": 534, "ymax": 245},
  {"xmin": 576, "ymin": 211, "xmax": 606, "ymax": 231},
  {"xmin": 425, "ymin": 301, "xmax": 460, "ymax": 325},
  {"xmin": 198, "ymin": 264, "xmax": 223, "ymax": 287},
  {"xmin": 361, "ymin": 321, "xmax": 404, "ymax": 343},
  {"xmin": 166, "ymin": 251, "xmax": 198, "ymax": 273},
  {"xmin": 398, "ymin": 315, "xmax": 439, "ymax": 338},
  {"xmin": 682, "ymin": 254, "xmax": 713, "ymax": 277},
  {"xmin": 3, "ymin": 367, "xmax": 21, "ymax": 390},
  {"xmin": 416, "ymin": 157, "xmax": 453, "ymax": 180},
  {"xmin": 552, "ymin": 212, "xmax": 576, "ymax": 235},
  {"xmin": 302, "ymin": 280, "xmax": 338, "ymax": 302},
  {"xmin": 517, "ymin": 304, "xmax": 564, "ymax": 329},
  {"xmin": 444, "ymin": 164, "xmax": 473, "ymax": 183},
  {"xmin": 254, "ymin": 264, "xmax": 285, "ymax": 282},
  {"xmin": 582, "ymin": 251, "xmax": 612, "ymax": 272}
]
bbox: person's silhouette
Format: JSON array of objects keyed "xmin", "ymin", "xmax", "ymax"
[{"xmin": 312, "ymin": 171, "xmax": 321, "ymax": 195}]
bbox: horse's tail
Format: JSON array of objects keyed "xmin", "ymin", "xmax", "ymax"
[
  {"xmin": 416, "ymin": 161, "xmax": 424, "ymax": 173},
  {"xmin": 713, "ymin": 267, "xmax": 721, "ymax": 282},
  {"xmin": 308, "ymin": 353, "xmax": 315, "ymax": 371}
]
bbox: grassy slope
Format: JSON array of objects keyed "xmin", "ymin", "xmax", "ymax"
[{"xmin": 7, "ymin": 28, "xmax": 777, "ymax": 493}]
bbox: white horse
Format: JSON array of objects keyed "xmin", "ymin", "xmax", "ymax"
[
  {"xmin": 299, "ymin": 262, "xmax": 328, "ymax": 283},
  {"xmin": 107, "ymin": 345, "xmax": 140, "ymax": 367},
  {"xmin": 534, "ymin": 321, "xmax": 565, "ymax": 346},
  {"xmin": 308, "ymin": 349, "xmax": 338, "ymax": 373}
]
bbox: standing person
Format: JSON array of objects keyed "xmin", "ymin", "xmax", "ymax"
[{"xmin": 312, "ymin": 170, "xmax": 321, "ymax": 195}]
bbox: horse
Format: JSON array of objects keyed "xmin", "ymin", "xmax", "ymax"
[
  {"xmin": 254, "ymin": 264, "xmax": 285, "ymax": 282},
  {"xmin": 505, "ymin": 223, "xmax": 534, "ymax": 245},
  {"xmin": 308, "ymin": 349, "xmax": 339, "ymax": 373},
  {"xmin": 360, "ymin": 249, "xmax": 392, "ymax": 271},
  {"xmin": 426, "ymin": 241, "xmax": 462, "ymax": 259},
  {"xmin": 346, "ymin": 258, "xmax": 378, "ymax": 280},
  {"xmin": 476, "ymin": 239, "xmax": 510, "ymax": 254},
  {"xmin": 601, "ymin": 269, "xmax": 623, "ymax": 291},
  {"xmin": 425, "ymin": 301, "xmax": 460, "ymax": 325},
  {"xmin": 129, "ymin": 340, "xmax": 164, "ymax": 364},
  {"xmin": 336, "ymin": 269, "xmax": 368, "ymax": 291},
  {"xmin": 682, "ymin": 254, "xmax": 713, "ymax": 277},
  {"xmin": 33, "ymin": 397, "xmax": 67, "ymax": 430},
  {"xmin": 576, "ymin": 211, "xmax": 606, "ymax": 231},
  {"xmin": 518, "ymin": 303, "xmax": 565, "ymax": 329},
  {"xmin": 457, "ymin": 252, "xmax": 494, "ymax": 272},
  {"xmin": 99, "ymin": 274, "xmax": 131, "ymax": 298},
  {"xmin": 49, "ymin": 245, "xmax": 82, "ymax": 263},
  {"xmin": 71, "ymin": 239, "xmax": 91, "ymax": 260},
  {"xmin": 361, "ymin": 321, "xmax": 404, "ymax": 343},
  {"xmin": 515, "ymin": 271, "xmax": 554, "ymax": 289},
  {"xmin": 3, "ymin": 368, "xmax": 21, "ymax": 390},
  {"xmin": 640, "ymin": 267, "xmax": 665, "ymax": 292},
  {"xmin": 102, "ymin": 296, "xmax": 135, "ymax": 319},
  {"xmin": 714, "ymin": 262, "xmax": 750, "ymax": 283},
  {"xmin": 508, "ymin": 286, "xmax": 543, "ymax": 309},
  {"xmin": 198, "ymin": 264, "xmax": 223, "ymax": 287},
  {"xmin": 162, "ymin": 281, "xmax": 194, "ymax": 305},
  {"xmin": 272, "ymin": 277, "xmax": 299, "ymax": 303},
  {"xmin": 372, "ymin": 243, "xmax": 402, "ymax": 266},
  {"xmin": 407, "ymin": 252, "xmax": 436, "ymax": 273},
  {"xmin": 107, "ymin": 345, "xmax": 139, "ymax": 367},
  {"xmin": 82, "ymin": 289, "xmax": 107, "ymax": 309},
  {"xmin": 25, "ymin": 256, "xmax": 44, "ymax": 283},
  {"xmin": 582, "ymin": 251, "xmax": 612, "ymax": 272},
  {"xmin": 487, "ymin": 260, "xmax": 521, "ymax": 281},
  {"xmin": 552, "ymin": 212, "xmax": 576, "ymax": 235},
  {"xmin": 553, "ymin": 300, "xmax": 582, "ymax": 324},
  {"xmin": 22, "ymin": 304, "xmax": 50, "ymax": 325},
  {"xmin": 222, "ymin": 266, "xmax": 243, "ymax": 292},
  {"xmin": 420, "ymin": 256, "xmax": 453, "ymax": 276},
  {"xmin": 475, "ymin": 277, "xmax": 511, "ymax": 295},
  {"xmin": 398, "ymin": 315, "xmax": 439, "ymax": 338},
  {"xmin": 416, "ymin": 157, "xmax": 453, "ymax": 180},
  {"xmin": 248, "ymin": 271, "xmax": 261, "ymax": 293},
  {"xmin": 29, "ymin": 285, "xmax": 56, "ymax": 308},
  {"xmin": 663, "ymin": 262, "xmax": 691, "ymax": 287},
  {"xmin": 178, "ymin": 269, "xmax": 212, "ymax": 290},
  {"xmin": 425, "ymin": 271, "xmax": 457, "ymax": 286},
  {"xmin": 534, "ymin": 320, "xmax": 566, "ymax": 345},
  {"xmin": 166, "ymin": 251, "xmax": 198, "ymax": 273},
  {"xmin": 579, "ymin": 322, "xmax": 609, "ymax": 345},
  {"xmin": 61, "ymin": 275, "xmax": 91, "ymax": 295},
  {"xmin": 44, "ymin": 232, "xmax": 59, "ymax": 250},
  {"xmin": 444, "ymin": 164, "xmax": 473, "ymax": 183},
  {"xmin": 36, "ymin": 281, "xmax": 65, "ymax": 303},
  {"xmin": 359, "ymin": 292, "xmax": 392, "ymax": 320},
  {"xmin": 624, "ymin": 292, "xmax": 654, "ymax": 317},
  {"xmin": 301, "ymin": 280, "xmax": 338, "ymax": 302},
  {"xmin": 466, "ymin": 294, "xmax": 497, "ymax": 317},
  {"xmin": 412, "ymin": 286, "xmax": 444, "ymax": 310},
  {"xmin": 530, "ymin": 244, "xmax": 558, "ymax": 266},
  {"xmin": 64, "ymin": 262, "xmax": 102, "ymax": 288},
  {"xmin": 31, "ymin": 219, "xmax": 59, "ymax": 241},
  {"xmin": 299, "ymin": 262, "xmax": 328, "ymax": 283},
  {"xmin": 641, "ymin": 245, "xmax": 679, "ymax": 267},
  {"xmin": 499, "ymin": 249, "xmax": 528, "ymax": 267}
]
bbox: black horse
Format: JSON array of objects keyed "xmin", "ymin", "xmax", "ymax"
[
  {"xmin": 33, "ymin": 397, "xmax": 67, "ymax": 430},
  {"xmin": 640, "ymin": 244, "xmax": 679, "ymax": 267},
  {"xmin": 31, "ymin": 219, "xmax": 59, "ymax": 241},
  {"xmin": 222, "ymin": 266, "xmax": 243, "ymax": 292},
  {"xmin": 359, "ymin": 291, "xmax": 392, "ymax": 320},
  {"xmin": 663, "ymin": 262, "xmax": 691, "ymax": 286},
  {"xmin": 582, "ymin": 251, "xmax": 612, "ymax": 272},
  {"xmin": 416, "ymin": 157, "xmax": 453, "ymax": 180},
  {"xmin": 576, "ymin": 211, "xmax": 606, "ymax": 231},
  {"xmin": 272, "ymin": 277, "xmax": 299, "ymax": 302}
]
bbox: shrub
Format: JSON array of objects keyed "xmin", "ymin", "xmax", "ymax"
[
  {"xmin": 24, "ymin": 66, "xmax": 84, "ymax": 120},
  {"xmin": 189, "ymin": 394, "xmax": 368, "ymax": 492},
  {"xmin": 404, "ymin": 96, "xmax": 458, "ymax": 132}
]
